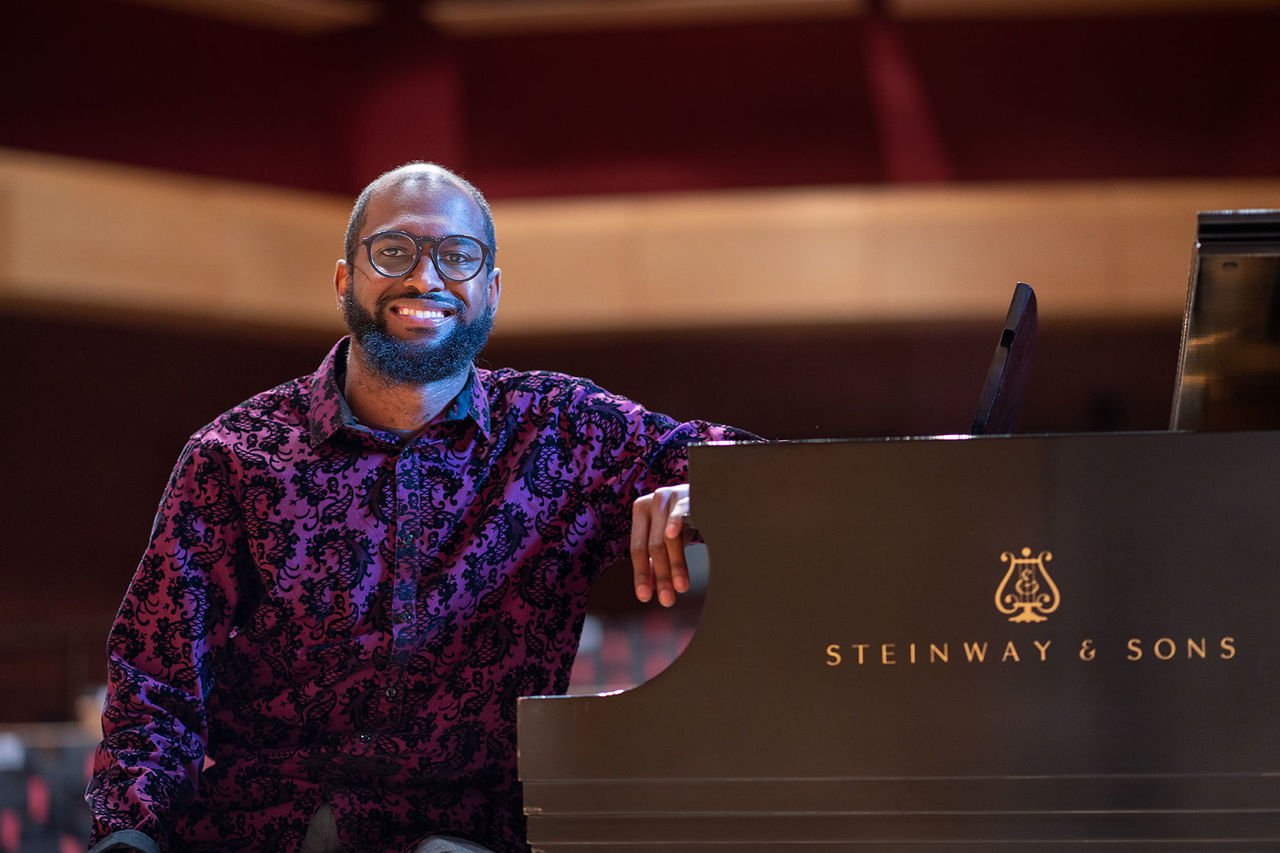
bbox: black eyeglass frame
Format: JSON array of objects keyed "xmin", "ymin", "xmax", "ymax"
[{"xmin": 359, "ymin": 230, "xmax": 493, "ymax": 283}]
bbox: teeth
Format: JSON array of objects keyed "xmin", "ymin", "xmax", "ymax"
[{"xmin": 396, "ymin": 307, "xmax": 448, "ymax": 320}]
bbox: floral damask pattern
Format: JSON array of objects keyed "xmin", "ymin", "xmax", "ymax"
[{"xmin": 87, "ymin": 338, "xmax": 754, "ymax": 853}]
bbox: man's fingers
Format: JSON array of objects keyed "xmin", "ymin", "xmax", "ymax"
[
  {"xmin": 631, "ymin": 495, "xmax": 656, "ymax": 603},
  {"xmin": 646, "ymin": 491, "xmax": 675, "ymax": 607},
  {"xmin": 647, "ymin": 488, "xmax": 689, "ymax": 607},
  {"xmin": 664, "ymin": 493, "xmax": 691, "ymax": 540},
  {"xmin": 632, "ymin": 485, "xmax": 692, "ymax": 607},
  {"xmin": 666, "ymin": 494, "xmax": 693, "ymax": 598}
]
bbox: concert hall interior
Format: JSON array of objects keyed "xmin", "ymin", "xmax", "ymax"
[{"xmin": 2, "ymin": 0, "xmax": 1279, "ymax": 847}]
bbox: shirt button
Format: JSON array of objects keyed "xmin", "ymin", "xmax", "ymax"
[
  {"xmin": 385, "ymin": 687, "xmax": 398, "ymax": 699},
  {"xmin": 357, "ymin": 731, "xmax": 372, "ymax": 743},
  {"xmin": 393, "ymin": 610, "xmax": 413, "ymax": 625}
]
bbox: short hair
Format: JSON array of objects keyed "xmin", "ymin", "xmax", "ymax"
[{"xmin": 343, "ymin": 162, "xmax": 497, "ymax": 273}]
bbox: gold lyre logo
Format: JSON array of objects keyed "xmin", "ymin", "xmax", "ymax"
[{"xmin": 995, "ymin": 548, "xmax": 1060, "ymax": 623}]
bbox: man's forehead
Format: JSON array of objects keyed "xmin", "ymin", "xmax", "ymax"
[{"xmin": 363, "ymin": 175, "xmax": 483, "ymax": 235}]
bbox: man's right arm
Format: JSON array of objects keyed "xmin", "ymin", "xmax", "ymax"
[{"xmin": 86, "ymin": 439, "xmax": 247, "ymax": 849}]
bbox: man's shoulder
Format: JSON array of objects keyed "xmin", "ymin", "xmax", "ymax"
[
  {"xmin": 479, "ymin": 366, "xmax": 610, "ymax": 406},
  {"xmin": 189, "ymin": 374, "xmax": 312, "ymax": 449},
  {"xmin": 476, "ymin": 367, "xmax": 660, "ymax": 445}
]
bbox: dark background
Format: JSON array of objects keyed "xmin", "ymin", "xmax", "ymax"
[{"xmin": 1, "ymin": 0, "xmax": 1275, "ymax": 721}]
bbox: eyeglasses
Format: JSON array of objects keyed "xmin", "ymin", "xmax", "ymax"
[{"xmin": 360, "ymin": 231, "xmax": 492, "ymax": 283}]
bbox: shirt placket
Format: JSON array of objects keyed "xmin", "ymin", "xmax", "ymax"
[{"xmin": 391, "ymin": 447, "xmax": 421, "ymax": 663}]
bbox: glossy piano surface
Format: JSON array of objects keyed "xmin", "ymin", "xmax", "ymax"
[
  {"xmin": 1172, "ymin": 209, "xmax": 1280, "ymax": 431},
  {"xmin": 518, "ymin": 431, "xmax": 1280, "ymax": 850}
]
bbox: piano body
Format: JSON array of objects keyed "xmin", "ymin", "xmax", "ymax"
[{"xmin": 518, "ymin": 431, "xmax": 1280, "ymax": 850}]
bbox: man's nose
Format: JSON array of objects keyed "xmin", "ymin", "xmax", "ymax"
[{"xmin": 405, "ymin": 255, "xmax": 446, "ymax": 292}]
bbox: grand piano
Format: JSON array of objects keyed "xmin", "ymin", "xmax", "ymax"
[{"xmin": 516, "ymin": 212, "xmax": 1280, "ymax": 850}]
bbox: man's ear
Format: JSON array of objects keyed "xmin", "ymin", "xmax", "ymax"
[
  {"xmin": 487, "ymin": 267, "xmax": 502, "ymax": 312},
  {"xmin": 334, "ymin": 259, "xmax": 349, "ymax": 311}
]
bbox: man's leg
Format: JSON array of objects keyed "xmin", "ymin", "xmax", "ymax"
[
  {"xmin": 412, "ymin": 836, "xmax": 495, "ymax": 853},
  {"xmin": 299, "ymin": 803, "xmax": 494, "ymax": 853}
]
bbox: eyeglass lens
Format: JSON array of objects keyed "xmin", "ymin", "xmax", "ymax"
[{"xmin": 368, "ymin": 233, "xmax": 486, "ymax": 281}]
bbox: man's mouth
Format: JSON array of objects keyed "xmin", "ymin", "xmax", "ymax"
[{"xmin": 391, "ymin": 304, "xmax": 455, "ymax": 321}]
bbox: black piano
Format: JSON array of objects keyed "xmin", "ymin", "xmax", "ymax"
[
  {"xmin": 519, "ymin": 432, "xmax": 1280, "ymax": 850},
  {"xmin": 517, "ymin": 212, "xmax": 1280, "ymax": 850}
]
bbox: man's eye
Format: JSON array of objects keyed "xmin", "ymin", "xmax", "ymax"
[
  {"xmin": 377, "ymin": 247, "xmax": 408, "ymax": 258},
  {"xmin": 440, "ymin": 252, "xmax": 471, "ymax": 265}
]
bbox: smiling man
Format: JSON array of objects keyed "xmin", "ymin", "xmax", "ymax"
[
  {"xmin": 339, "ymin": 169, "xmax": 500, "ymax": 408},
  {"xmin": 85, "ymin": 163, "xmax": 757, "ymax": 853}
]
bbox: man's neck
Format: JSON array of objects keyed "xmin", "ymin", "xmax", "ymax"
[{"xmin": 342, "ymin": 345, "xmax": 470, "ymax": 433}]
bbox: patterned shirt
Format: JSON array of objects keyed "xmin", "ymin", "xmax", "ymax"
[{"xmin": 87, "ymin": 338, "xmax": 754, "ymax": 853}]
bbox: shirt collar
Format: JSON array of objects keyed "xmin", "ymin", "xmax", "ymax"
[{"xmin": 308, "ymin": 337, "xmax": 492, "ymax": 447}]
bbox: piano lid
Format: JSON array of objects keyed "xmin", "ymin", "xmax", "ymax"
[{"xmin": 1171, "ymin": 209, "xmax": 1280, "ymax": 430}]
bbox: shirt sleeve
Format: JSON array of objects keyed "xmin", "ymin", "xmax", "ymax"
[
  {"xmin": 85, "ymin": 437, "xmax": 248, "ymax": 850},
  {"xmin": 562, "ymin": 379, "xmax": 762, "ymax": 564}
]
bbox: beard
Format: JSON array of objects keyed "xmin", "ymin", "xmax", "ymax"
[{"xmin": 343, "ymin": 286, "xmax": 495, "ymax": 385}]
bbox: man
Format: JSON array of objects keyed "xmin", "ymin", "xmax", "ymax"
[{"xmin": 86, "ymin": 162, "xmax": 756, "ymax": 853}]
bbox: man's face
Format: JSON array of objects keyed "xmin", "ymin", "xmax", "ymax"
[{"xmin": 336, "ymin": 177, "xmax": 501, "ymax": 385}]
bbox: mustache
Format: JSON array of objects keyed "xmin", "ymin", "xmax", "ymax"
[{"xmin": 376, "ymin": 290, "xmax": 466, "ymax": 314}]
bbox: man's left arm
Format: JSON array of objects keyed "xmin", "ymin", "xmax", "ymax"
[{"xmin": 562, "ymin": 379, "xmax": 760, "ymax": 603}]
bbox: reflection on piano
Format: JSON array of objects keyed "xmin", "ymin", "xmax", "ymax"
[{"xmin": 1172, "ymin": 210, "xmax": 1280, "ymax": 431}]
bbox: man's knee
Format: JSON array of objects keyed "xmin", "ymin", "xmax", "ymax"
[{"xmin": 413, "ymin": 835, "xmax": 495, "ymax": 853}]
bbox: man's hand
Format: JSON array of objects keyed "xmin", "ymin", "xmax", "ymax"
[{"xmin": 630, "ymin": 484, "xmax": 693, "ymax": 608}]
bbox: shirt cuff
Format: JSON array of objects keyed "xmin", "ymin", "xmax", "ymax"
[{"xmin": 88, "ymin": 829, "xmax": 161, "ymax": 853}]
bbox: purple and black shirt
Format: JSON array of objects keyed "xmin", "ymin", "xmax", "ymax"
[{"xmin": 87, "ymin": 338, "xmax": 753, "ymax": 853}]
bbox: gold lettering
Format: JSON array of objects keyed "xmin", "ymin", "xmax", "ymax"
[{"xmin": 827, "ymin": 636, "xmax": 1236, "ymax": 668}]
